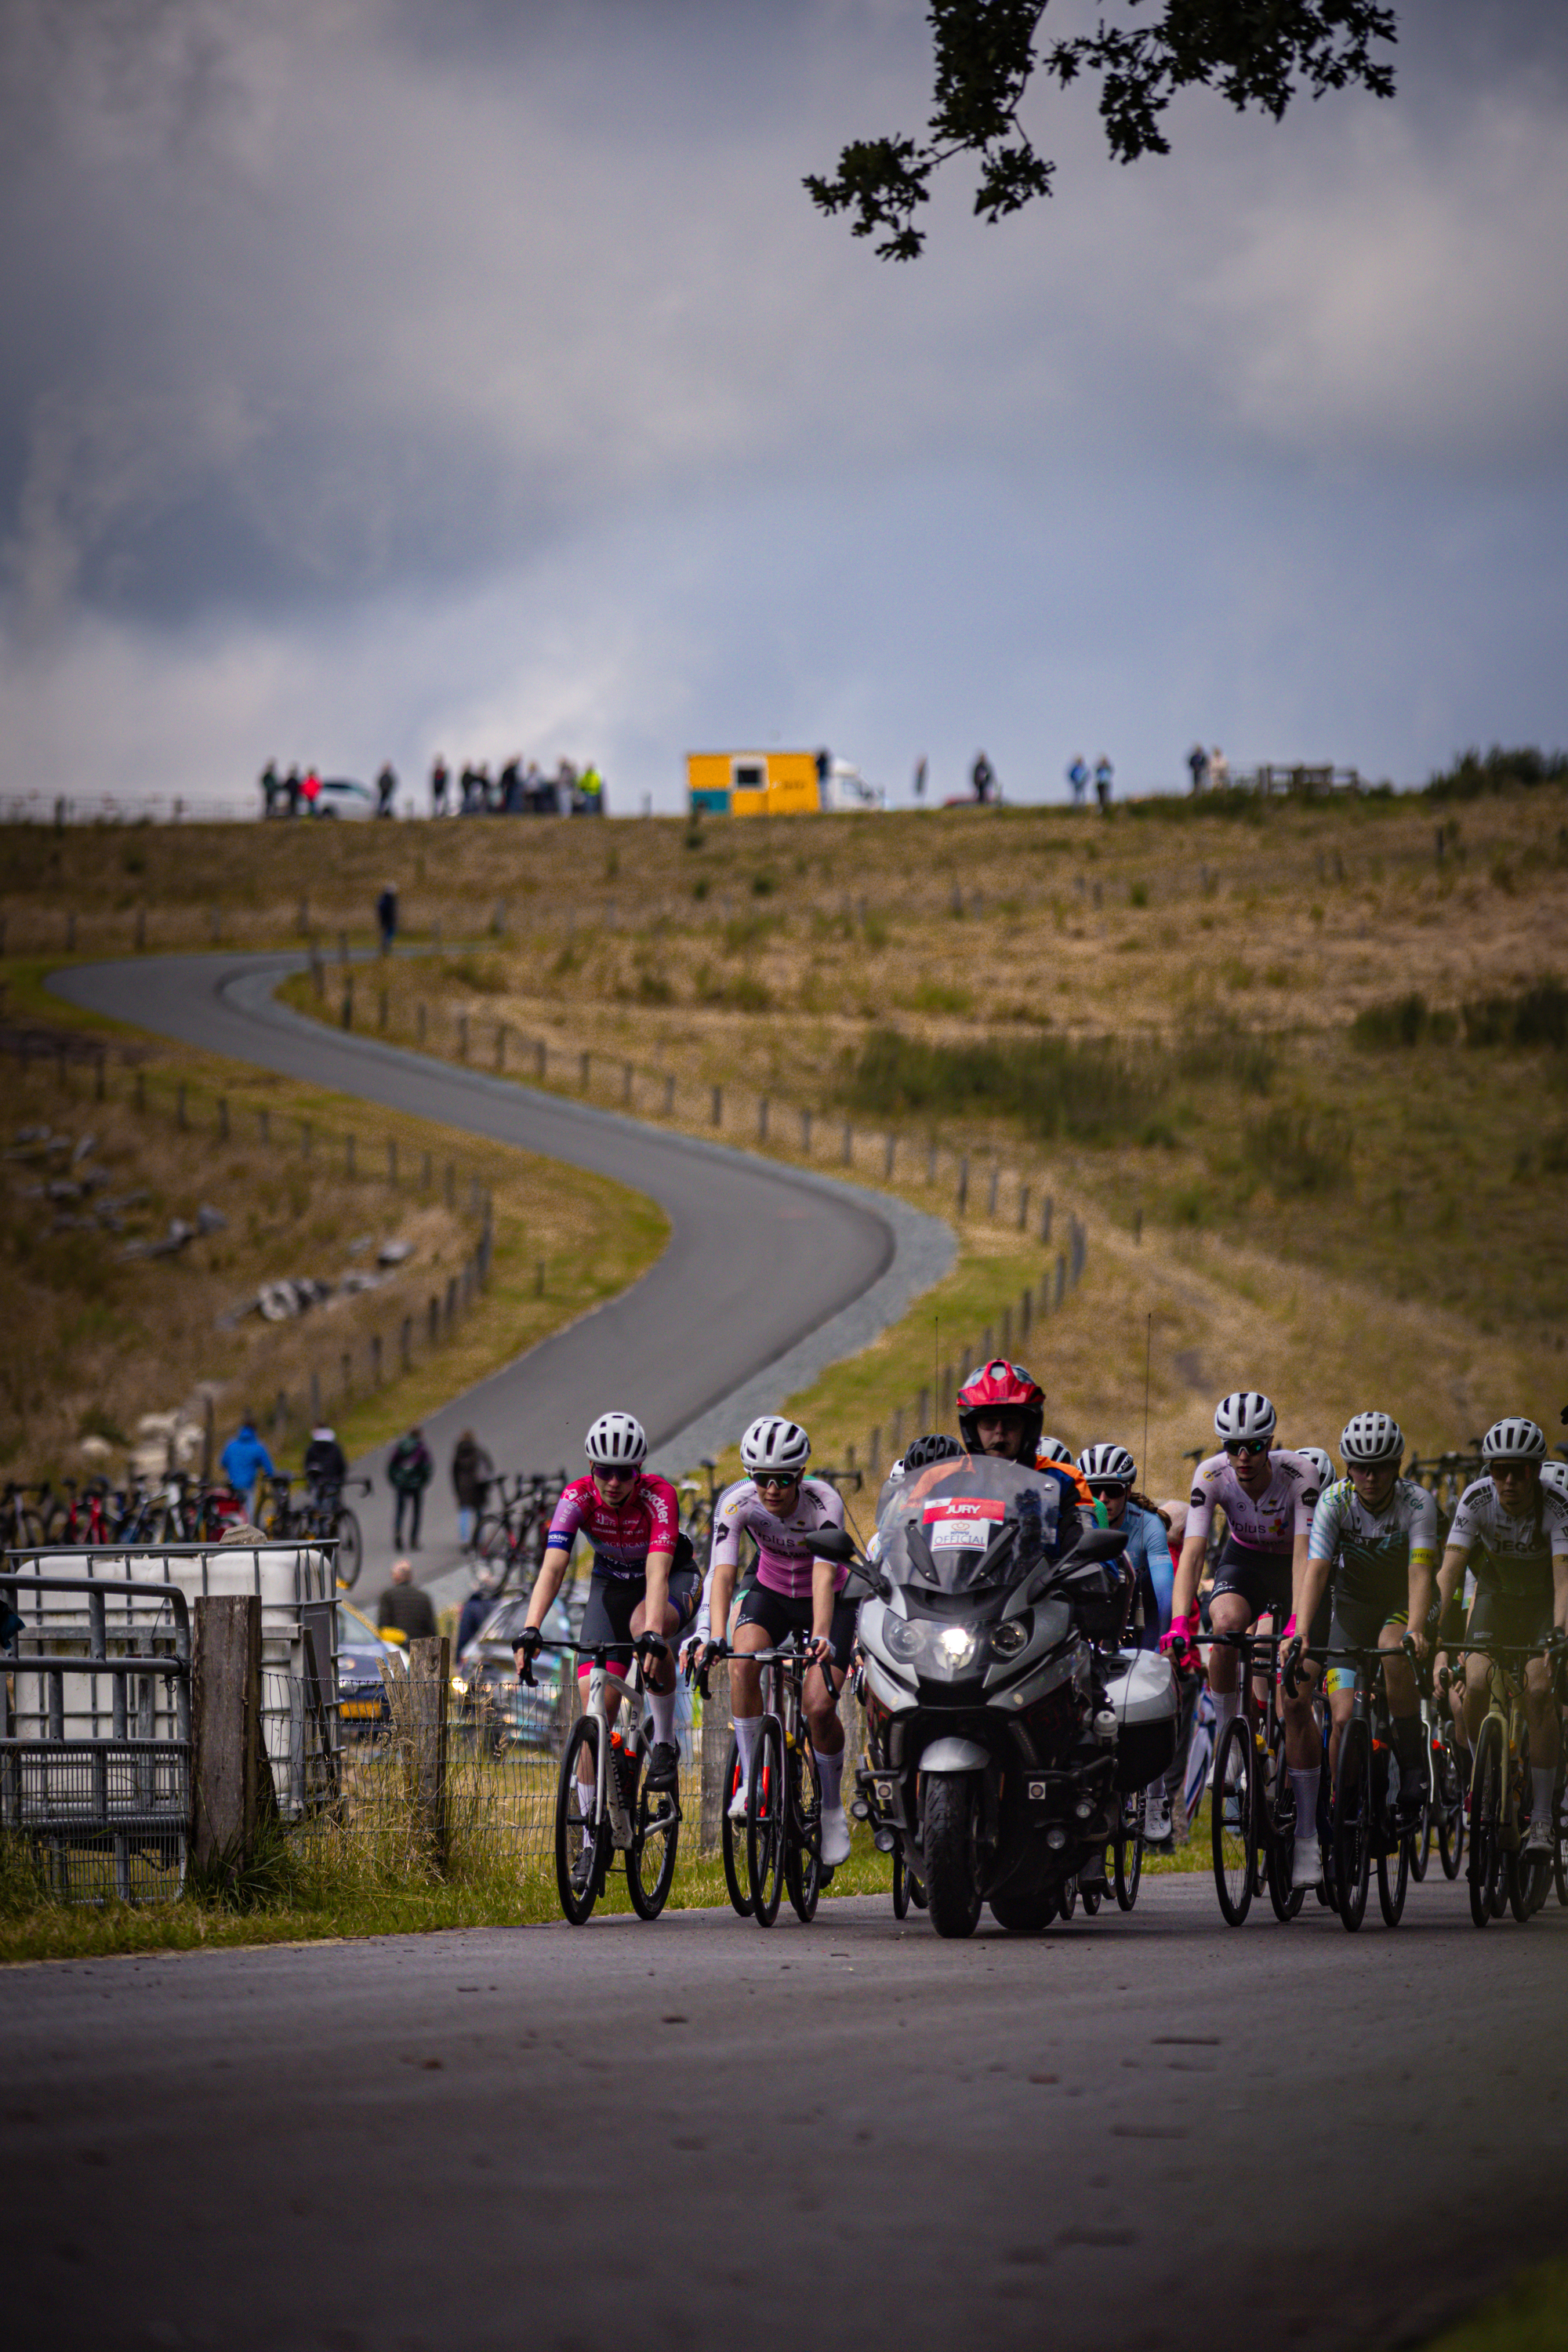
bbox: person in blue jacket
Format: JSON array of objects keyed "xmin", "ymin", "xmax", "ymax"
[
  {"xmin": 1076, "ymin": 1443, "xmax": 1173, "ymax": 1646},
  {"xmin": 220, "ymin": 1413, "xmax": 274, "ymax": 1519}
]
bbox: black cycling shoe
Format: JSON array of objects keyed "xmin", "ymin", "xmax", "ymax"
[
  {"xmin": 645, "ymin": 1740, "xmax": 681, "ymax": 1791},
  {"xmin": 1393, "ymin": 1776, "xmax": 1426, "ymax": 1833},
  {"xmin": 571, "ymin": 1842, "xmax": 597, "ymax": 1896}
]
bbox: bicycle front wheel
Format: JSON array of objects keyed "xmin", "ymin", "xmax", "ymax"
[
  {"xmin": 720, "ymin": 1737, "xmax": 753, "ymax": 1918},
  {"xmin": 627, "ymin": 1776, "xmax": 680, "ymax": 1920},
  {"xmin": 1555, "ymin": 1769, "xmax": 1567, "ymax": 1909},
  {"xmin": 892, "ymin": 1845, "xmax": 910, "ymax": 1920},
  {"xmin": 1332, "ymin": 1718, "xmax": 1373, "ymax": 1933},
  {"xmin": 1114, "ymin": 1792, "xmax": 1143, "ymax": 1913},
  {"xmin": 1438, "ymin": 1728, "xmax": 1466, "ymax": 1880},
  {"xmin": 746, "ymin": 1717, "xmax": 786, "ymax": 1928},
  {"xmin": 333, "ymin": 1508, "xmax": 363, "ymax": 1592},
  {"xmin": 1210, "ymin": 1715, "xmax": 1256, "ymax": 1927},
  {"xmin": 1468, "ymin": 1716, "xmax": 1504, "ymax": 1929},
  {"xmin": 1265, "ymin": 1727, "xmax": 1305, "ymax": 1924},
  {"xmin": 785, "ymin": 1740, "xmax": 822, "ymax": 1925},
  {"xmin": 554, "ymin": 1718, "xmax": 608, "ymax": 1926}
]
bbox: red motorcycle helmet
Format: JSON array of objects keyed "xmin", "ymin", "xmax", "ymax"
[{"xmin": 956, "ymin": 1360, "xmax": 1046, "ymax": 1461}]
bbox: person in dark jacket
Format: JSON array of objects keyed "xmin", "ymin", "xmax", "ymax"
[
  {"xmin": 376, "ymin": 884, "xmax": 398, "ymax": 952},
  {"xmin": 388, "ymin": 1426, "xmax": 434, "ymax": 1548},
  {"xmin": 303, "ymin": 1425, "xmax": 347, "ymax": 1495},
  {"xmin": 451, "ymin": 1429, "xmax": 493, "ymax": 1554},
  {"xmin": 455, "ymin": 1566, "xmax": 499, "ymax": 1657},
  {"xmin": 376, "ymin": 1558, "xmax": 436, "ymax": 1641}
]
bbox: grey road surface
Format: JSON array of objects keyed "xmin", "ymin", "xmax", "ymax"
[
  {"xmin": 49, "ymin": 954, "xmax": 953, "ymax": 1592},
  {"xmin": 2, "ymin": 1875, "xmax": 1563, "ymax": 2352}
]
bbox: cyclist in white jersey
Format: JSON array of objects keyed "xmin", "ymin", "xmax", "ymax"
[
  {"xmin": 1433, "ymin": 1417, "xmax": 1568, "ymax": 1857},
  {"xmin": 1167, "ymin": 1391, "xmax": 1322, "ymax": 1762},
  {"xmin": 688, "ymin": 1416, "xmax": 854, "ymax": 1867},
  {"xmin": 1279, "ymin": 1411, "xmax": 1437, "ymax": 1890}
]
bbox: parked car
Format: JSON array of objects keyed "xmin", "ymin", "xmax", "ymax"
[
  {"xmin": 336, "ymin": 1599, "xmax": 396, "ymax": 1731},
  {"xmin": 453, "ymin": 1593, "xmax": 574, "ymax": 1752},
  {"xmin": 314, "ymin": 777, "xmax": 375, "ymax": 819}
]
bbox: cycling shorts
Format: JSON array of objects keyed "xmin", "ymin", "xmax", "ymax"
[
  {"xmin": 1463, "ymin": 1587, "xmax": 1555, "ymax": 1663},
  {"xmin": 1325, "ymin": 1592, "xmax": 1410, "ymax": 1697},
  {"xmin": 735, "ymin": 1583, "xmax": 857, "ymax": 1671},
  {"xmin": 578, "ymin": 1551, "xmax": 701, "ymax": 1682},
  {"xmin": 1210, "ymin": 1536, "xmax": 1291, "ymax": 1621}
]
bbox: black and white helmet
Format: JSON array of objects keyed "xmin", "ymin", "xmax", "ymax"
[
  {"xmin": 741, "ymin": 1416, "xmax": 811, "ymax": 1476},
  {"xmin": 1541, "ymin": 1460, "xmax": 1568, "ymax": 1500},
  {"xmin": 1038, "ymin": 1436, "xmax": 1073, "ymax": 1465},
  {"xmin": 1214, "ymin": 1391, "xmax": 1277, "ymax": 1444},
  {"xmin": 584, "ymin": 1410, "xmax": 647, "ymax": 1468},
  {"xmin": 1296, "ymin": 1446, "xmax": 1336, "ymax": 1488},
  {"xmin": 1482, "ymin": 1416, "xmax": 1546, "ymax": 1464},
  {"xmin": 1340, "ymin": 1411, "xmax": 1403, "ymax": 1467},
  {"xmin": 1078, "ymin": 1442, "xmax": 1137, "ymax": 1488}
]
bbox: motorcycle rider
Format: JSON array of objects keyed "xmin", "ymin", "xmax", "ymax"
[{"xmin": 956, "ymin": 1362, "xmax": 1094, "ymax": 1516}]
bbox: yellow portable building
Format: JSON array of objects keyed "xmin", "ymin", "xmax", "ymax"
[{"xmin": 687, "ymin": 751, "xmax": 822, "ymax": 818}]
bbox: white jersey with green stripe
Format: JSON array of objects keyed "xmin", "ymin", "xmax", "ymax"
[{"xmin": 1308, "ymin": 1476, "xmax": 1437, "ymax": 1612}]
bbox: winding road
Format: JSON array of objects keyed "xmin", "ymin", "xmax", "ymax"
[{"xmin": 49, "ymin": 953, "xmax": 953, "ymax": 1585}]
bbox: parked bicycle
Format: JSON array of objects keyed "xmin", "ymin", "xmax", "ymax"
[
  {"xmin": 1210, "ymin": 1628, "xmax": 1302, "ymax": 1927},
  {"xmin": 533, "ymin": 1631, "xmax": 681, "ymax": 1926}
]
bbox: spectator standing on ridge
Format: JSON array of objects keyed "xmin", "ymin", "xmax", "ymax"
[
  {"xmin": 971, "ymin": 752, "xmax": 995, "ymax": 805},
  {"xmin": 285, "ymin": 764, "xmax": 302, "ymax": 818},
  {"xmin": 220, "ymin": 1413, "xmax": 274, "ymax": 1519},
  {"xmin": 260, "ymin": 760, "xmax": 280, "ymax": 818},
  {"xmin": 1187, "ymin": 743, "xmax": 1209, "ymax": 794},
  {"xmin": 451, "ymin": 1428, "xmax": 493, "ymax": 1554},
  {"xmin": 1094, "ymin": 754, "xmax": 1114, "ymax": 812},
  {"xmin": 376, "ymin": 1557, "xmax": 436, "ymax": 1642},
  {"xmin": 430, "ymin": 755, "xmax": 448, "ymax": 815},
  {"xmin": 375, "ymin": 761, "xmax": 397, "ymax": 817},
  {"xmin": 376, "ymin": 883, "xmax": 398, "ymax": 953},
  {"xmin": 1209, "ymin": 745, "xmax": 1230, "ymax": 789},
  {"xmin": 301, "ymin": 767, "xmax": 321, "ymax": 815},
  {"xmin": 388, "ymin": 1425, "xmax": 434, "ymax": 1549},
  {"xmin": 1067, "ymin": 755, "xmax": 1089, "ymax": 807},
  {"xmin": 913, "ymin": 755, "xmax": 927, "ymax": 804}
]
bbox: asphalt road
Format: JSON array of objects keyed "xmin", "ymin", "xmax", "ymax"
[
  {"xmin": 49, "ymin": 953, "xmax": 952, "ymax": 1589},
  {"xmin": 3, "ymin": 1873, "xmax": 1563, "ymax": 2352}
]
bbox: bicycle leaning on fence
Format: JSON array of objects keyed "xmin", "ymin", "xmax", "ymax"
[{"xmin": 528, "ymin": 1630, "xmax": 681, "ymax": 1926}]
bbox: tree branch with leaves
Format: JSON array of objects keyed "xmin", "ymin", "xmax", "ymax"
[{"xmin": 805, "ymin": 1, "xmax": 1398, "ymax": 260}]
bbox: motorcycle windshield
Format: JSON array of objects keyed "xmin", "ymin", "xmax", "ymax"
[{"xmin": 875, "ymin": 1453, "xmax": 1061, "ymax": 1595}]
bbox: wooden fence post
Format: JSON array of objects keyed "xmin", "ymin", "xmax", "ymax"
[
  {"xmin": 191, "ymin": 1595, "xmax": 263, "ymax": 1874},
  {"xmin": 408, "ymin": 1635, "xmax": 451, "ymax": 1871}
]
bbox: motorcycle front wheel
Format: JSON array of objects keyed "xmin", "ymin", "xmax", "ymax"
[{"xmin": 923, "ymin": 1773, "xmax": 982, "ymax": 1940}]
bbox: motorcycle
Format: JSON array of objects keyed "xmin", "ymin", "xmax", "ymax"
[{"xmin": 816, "ymin": 1454, "xmax": 1178, "ymax": 1938}]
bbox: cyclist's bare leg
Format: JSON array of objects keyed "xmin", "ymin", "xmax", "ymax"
[
  {"xmin": 1525, "ymin": 1654, "xmax": 1560, "ymax": 1828},
  {"xmin": 802, "ymin": 1659, "xmax": 845, "ymax": 1759},
  {"xmin": 1207, "ymin": 1592, "xmax": 1250, "ymax": 1744},
  {"xmin": 1280, "ymin": 1658, "xmax": 1321, "ymax": 1771},
  {"xmin": 630, "ymin": 1592, "xmax": 685, "ymax": 1764},
  {"xmin": 1460, "ymin": 1650, "xmax": 1497, "ymax": 1748}
]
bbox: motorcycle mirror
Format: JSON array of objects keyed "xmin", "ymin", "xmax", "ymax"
[
  {"xmin": 839, "ymin": 1563, "xmax": 888, "ymax": 1602},
  {"xmin": 1069, "ymin": 1526, "xmax": 1130, "ymax": 1563},
  {"xmin": 807, "ymin": 1527, "xmax": 858, "ymax": 1564}
]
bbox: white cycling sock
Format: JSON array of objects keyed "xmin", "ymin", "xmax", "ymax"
[
  {"xmin": 817, "ymin": 1744, "xmax": 845, "ymax": 1813},
  {"xmin": 733, "ymin": 1713, "xmax": 760, "ymax": 1779},
  {"xmin": 648, "ymin": 1687, "xmax": 676, "ymax": 1746},
  {"xmin": 576, "ymin": 1777, "xmax": 596, "ymax": 1821},
  {"xmin": 1532, "ymin": 1766, "xmax": 1554, "ymax": 1824},
  {"xmin": 1214, "ymin": 1687, "xmax": 1240, "ymax": 1732},
  {"xmin": 1290, "ymin": 1766, "xmax": 1319, "ymax": 1840}
]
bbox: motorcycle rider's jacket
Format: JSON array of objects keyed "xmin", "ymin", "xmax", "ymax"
[
  {"xmin": 1186, "ymin": 1449, "xmax": 1321, "ymax": 1555},
  {"xmin": 544, "ymin": 1472, "xmax": 681, "ymax": 1579},
  {"xmin": 1037, "ymin": 1450, "xmax": 1095, "ymax": 1512}
]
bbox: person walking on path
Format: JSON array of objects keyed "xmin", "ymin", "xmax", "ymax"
[
  {"xmin": 1187, "ymin": 743, "xmax": 1209, "ymax": 793},
  {"xmin": 220, "ymin": 1413, "xmax": 274, "ymax": 1519},
  {"xmin": 376, "ymin": 884, "xmax": 398, "ymax": 953},
  {"xmin": 451, "ymin": 1428, "xmax": 493, "ymax": 1554},
  {"xmin": 1067, "ymin": 755, "xmax": 1089, "ymax": 807},
  {"xmin": 388, "ymin": 1425, "xmax": 434, "ymax": 1549},
  {"xmin": 376, "ymin": 1557, "xmax": 436, "ymax": 1642},
  {"xmin": 1094, "ymin": 754, "xmax": 1114, "ymax": 811}
]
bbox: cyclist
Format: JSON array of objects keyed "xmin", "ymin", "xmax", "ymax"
[
  {"xmin": 956, "ymin": 1361, "xmax": 1094, "ymax": 1513},
  {"xmin": 1168, "ymin": 1391, "xmax": 1323, "ymax": 1777},
  {"xmin": 513, "ymin": 1413, "xmax": 699, "ymax": 1886},
  {"xmin": 1433, "ymin": 1416, "xmax": 1568, "ymax": 1858},
  {"xmin": 688, "ymin": 1417, "xmax": 855, "ymax": 1867},
  {"xmin": 1280, "ymin": 1411, "xmax": 1436, "ymax": 1892},
  {"xmin": 303, "ymin": 1424, "xmax": 347, "ymax": 1497},
  {"xmin": 1080, "ymin": 1443, "xmax": 1178, "ymax": 1841},
  {"xmin": 1294, "ymin": 1446, "xmax": 1336, "ymax": 1492}
]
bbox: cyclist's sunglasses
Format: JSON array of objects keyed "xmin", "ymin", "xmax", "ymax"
[
  {"xmin": 1222, "ymin": 1439, "xmax": 1269, "ymax": 1458},
  {"xmin": 1088, "ymin": 1480, "xmax": 1131, "ymax": 1499},
  {"xmin": 593, "ymin": 1464, "xmax": 638, "ymax": 1483},
  {"xmin": 753, "ymin": 1471, "xmax": 800, "ymax": 1491},
  {"xmin": 1490, "ymin": 1459, "xmax": 1536, "ymax": 1478}
]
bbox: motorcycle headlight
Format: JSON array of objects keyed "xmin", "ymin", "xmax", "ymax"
[
  {"xmin": 450, "ymin": 1675, "xmax": 468, "ymax": 1696},
  {"xmin": 934, "ymin": 1624, "xmax": 978, "ymax": 1671},
  {"xmin": 989, "ymin": 1619, "xmax": 1029, "ymax": 1660},
  {"xmin": 881, "ymin": 1614, "xmax": 921, "ymax": 1664}
]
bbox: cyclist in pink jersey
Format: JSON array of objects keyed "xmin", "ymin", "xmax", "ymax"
[
  {"xmin": 1167, "ymin": 1390, "xmax": 1323, "ymax": 1767},
  {"xmin": 514, "ymin": 1413, "xmax": 699, "ymax": 1889},
  {"xmin": 688, "ymin": 1415, "xmax": 854, "ymax": 1867}
]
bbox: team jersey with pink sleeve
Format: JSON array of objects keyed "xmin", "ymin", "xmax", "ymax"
[
  {"xmin": 1186, "ymin": 1449, "xmax": 1323, "ymax": 1555},
  {"xmin": 708, "ymin": 1475, "xmax": 847, "ymax": 1602},
  {"xmin": 544, "ymin": 1472, "xmax": 681, "ymax": 1579}
]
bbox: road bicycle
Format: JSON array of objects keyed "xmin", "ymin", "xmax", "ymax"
[
  {"xmin": 1208, "ymin": 1628, "xmax": 1302, "ymax": 1927},
  {"xmin": 1453, "ymin": 1634, "xmax": 1566, "ymax": 1929},
  {"xmin": 534, "ymin": 1632, "xmax": 681, "ymax": 1926},
  {"xmin": 1, "ymin": 1482, "xmax": 49, "ymax": 1549},
  {"xmin": 1285, "ymin": 1635, "xmax": 1424, "ymax": 1932},
  {"xmin": 477, "ymin": 1472, "xmax": 566, "ymax": 1591},
  {"xmin": 1414, "ymin": 1667, "xmax": 1466, "ymax": 1883},
  {"xmin": 702, "ymin": 1639, "xmax": 829, "ymax": 1929}
]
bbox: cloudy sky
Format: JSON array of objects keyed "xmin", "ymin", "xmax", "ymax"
[{"xmin": 2, "ymin": 0, "xmax": 1565, "ymax": 813}]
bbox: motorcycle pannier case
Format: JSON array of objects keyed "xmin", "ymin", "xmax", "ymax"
[{"xmin": 1104, "ymin": 1652, "xmax": 1178, "ymax": 1790}]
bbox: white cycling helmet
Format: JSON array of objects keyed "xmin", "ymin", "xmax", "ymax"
[
  {"xmin": 584, "ymin": 1410, "xmax": 647, "ymax": 1468},
  {"xmin": 741, "ymin": 1415, "xmax": 811, "ymax": 1476},
  {"xmin": 1038, "ymin": 1436, "xmax": 1073, "ymax": 1465},
  {"xmin": 1481, "ymin": 1416, "xmax": 1546, "ymax": 1464},
  {"xmin": 1078, "ymin": 1442, "xmax": 1137, "ymax": 1487},
  {"xmin": 1214, "ymin": 1391, "xmax": 1277, "ymax": 1444},
  {"xmin": 1296, "ymin": 1446, "xmax": 1336, "ymax": 1488},
  {"xmin": 1541, "ymin": 1460, "xmax": 1568, "ymax": 1499},
  {"xmin": 1340, "ymin": 1411, "xmax": 1403, "ymax": 1467}
]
